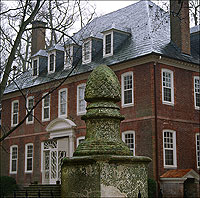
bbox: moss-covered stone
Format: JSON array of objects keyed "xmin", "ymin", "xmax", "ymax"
[
  {"xmin": 61, "ymin": 155, "xmax": 151, "ymax": 198},
  {"xmin": 74, "ymin": 65, "xmax": 130, "ymax": 156},
  {"xmin": 61, "ymin": 65, "xmax": 151, "ymax": 197}
]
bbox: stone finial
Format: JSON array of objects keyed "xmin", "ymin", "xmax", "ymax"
[{"xmin": 73, "ymin": 65, "xmax": 131, "ymax": 156}]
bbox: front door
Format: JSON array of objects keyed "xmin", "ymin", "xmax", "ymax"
[{"xmin": 42, "ymin": 139, "xmax": 68, "ymax": 184}]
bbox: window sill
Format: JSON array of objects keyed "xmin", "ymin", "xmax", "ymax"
[
  {"xmin": 122, "ymin": 103, "xmax": 134, "ymax": 108},
  {"xmin": 77, "ymin": 111, "xmax": 86, "ymax": 116},
  {"xmin": 103, "ymin": 53, "xmax": 113, "ymax": 58},
  {"xmin": 164, "ymin": 165, "xmax": 177, "ymax": 169},
  {"xmin": 162, "ymin": 101, "xmax": 174, "ymax": 106},
  {"xmin": 10, "ymin": 172, "xmax": 17, "ymax": 174},
  {"xmin": 26, "ymin": 121, "xmax": 34, "ymax": 125},
  {"xmin": 195, "ymin": 107, "xmax": 200, "ymax": 110},
  {"xmin": 25, "ymin": 171, "xmax": 33, "ymax": 174},
  {"xmin": 42, "ymin": 118, "xmax": 50, "ymax": 122}
]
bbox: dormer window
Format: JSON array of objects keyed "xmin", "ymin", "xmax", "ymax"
[
  {"xmin": 32, "ymin": 57, "xmax": 39, "ymax": 76},
  {"xmin": 103, "ymin": 32, "xmax": 113, "ymax": 57},
  {"xmin": 82, "ymin": 39, "xmax": 91, "ymax": 64},
  {"xmin": 65, "ymin": 46, "xmax": 73, "ymax": 69},
  {"xmin": 48, "ymin": 51, "xmax": 56, "ymax": 73}
]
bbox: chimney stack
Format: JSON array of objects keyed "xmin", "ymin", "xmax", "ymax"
[
  {"xmin": 31, "ymin": 21, "xmax": 47, "ymax": 56},
  {"xmin": 170, "ymin": 0, "xmax": 190, "ymax": 55}
]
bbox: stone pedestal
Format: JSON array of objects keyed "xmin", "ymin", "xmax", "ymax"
[
  {"xmin": 62, "ymin": 155, "xmax": 151, "ymax": 197},
  {"xmin": 61, "ymin": 65, "xmax": 151, "ymax": 197}
]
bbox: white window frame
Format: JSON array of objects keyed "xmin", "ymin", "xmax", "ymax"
[
  {"xmin": 122, "ymin": 131, "xmax": 135, "ymax": 156},
  {"xmin": 76, "ymin": 136, "xmax": 85, "ymax": 147},
  {"xmin": 194, "ymin": 76, "xmax": 200, "ymax": 110},
  {"xmin": 48, "ymin": 51, "xmax": 56, "ymax": 73},
  {"xmin": 26, "ymin": 96, "xmax": 34, "ymax": 124},
  {"xmin": 121, "ymin": 72, "xmax": 134, "ymax": 107},
  {"xmin": 162, "ymin": 69, "xmax": 174, "ymax": 105},
  {"xmin": 32, "ymin": 57, "xmax": 39, "ymax": 76},
  {"xmin": 82, "ymin": 39, "xmax": 92, "ymax": 64},
  {"xmin": 10, "ymin": 145, "xmax": 18, "ymax": 174},
  {"xmin": 58, "ymin": 88, "xmax": 68, "ymax": 118},
  {"xmin": 77, "ymin": 83, "xmax": 87, "ymax": 115},
  {"xmin": 11, "ymin": 100, "xmax": 19, "ymax": 127},
  {"xmin": 103, "ymin": 31, "xmax": 113, "ymax": 57},
  {"xmin": 42, "ymin": 93, "xmax": 50, "ymax": 122},
  {"xmin": 163, "ymin": 130, "xmax": 177, "ymax": 168},
  {"xmin": 196, "ymin": 133, "xmax": 200, "ymax": 169},
  {"xmin": 64, "ymin": 45, "xmax": 73, "ymax": 69},
  {"xmin": 25, "ymin": 143, "xmax": 34, "ymax": 173}
]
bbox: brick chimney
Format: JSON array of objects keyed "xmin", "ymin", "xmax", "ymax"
[
  {"xmin": 170, "ymin": 0, "xmax": 190, "ymax": 55},
  {"xmin": 31, "ymin": 21, "xmax": 47, "ymax": 56}
]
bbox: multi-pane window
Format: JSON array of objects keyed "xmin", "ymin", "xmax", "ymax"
[
  {"xmin": 77, "ymin": 84, "xmax": 86, "ymax": 115},
  {"xmin": 33, "ymin": 59, "xmax": 38, "ymax": 76},
  {"xmin": 25, "ymin": 144, "xmax": 33, "ymax": 172},
  {"xmin": 11, "ymin": 100, "xmax": 19, "ymax": 126},
  {"xmin": 48, "ymin": 52, "xmax": 56, "ymax": 73},
  {"xmin": 194, "ymin": 77, "xmax": 200, "ymax": 109},
  {"xmin": 65, "ymin": 46, "xmax": 73, "ymax": 68},
  {"xmin": 76, "ymin": 136, "xmax": 85, "ymax": 147},
  {"xmin": 42, "ymin": 94, "xmax": 50, "ymax": 121},
  {"xmin": 105, "ymin": 34, "xmax": 111, "ymax": 54},
  {"xmin": 162, "ymin": 69, "xmax": 174, "ymax": 105},
  {"xmin": 163, "ymin": 130, "xmax": 177, "ymax": 167},
  {"xmin": 122, "ymin": 131, "xmax": 135, "ymax": 156},
  {"xmin": 103, "ymin": 32, "xmax": 113, "ymax": 57},
  {"xmin": 196, "ymin": 134, "xmax": 200, "ymax": 168},
  {"xmin": 27, "ymin": 96, "xmax": 34, "ymax": 124},
  {"xmin": 83, "ymin": 40, "xmax": 91, "ymax": 63},
  {"xmin": 121, "ymin": 72, "xmax": 134, "ymax": 107},
  {"xmin": 58, "ymin": 89, "xmax": 67, "ymax": 117},
  {"xmin": 10, "ymin": 145, "xmax": 18, "ymax": 174}
]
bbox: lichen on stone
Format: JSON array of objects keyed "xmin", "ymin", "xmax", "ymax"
[{"xmin": 73, "ymin": 65, "xmax": 131, "ymax": 156}]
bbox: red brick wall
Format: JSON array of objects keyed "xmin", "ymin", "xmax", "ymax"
[{"xmin": 1, "ymin": 61, "xmax": 199, "ymax": 185}]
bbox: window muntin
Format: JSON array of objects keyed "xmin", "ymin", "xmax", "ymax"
[
  {"xmin": 58, "ymin": 88, "xmax": 67, "ymax": 117},
  {"xmin": 196, "ymin": 133, "xmax": 200, "ymax": 168},
  {"xmin": 11, "ymin": 100, "xmax": 19, "ymax": 126},
  {"xmin": 163, "ymin": 130, "xmax": 177, "ymax": 168},
  {"xmin": 194, "ymin": 77, "xmax": 200, "ymax": 109},
  {"xmin": 48, "ymin": 51, "xmax": 56, "ymax": 73},
  {"xmin": 105, "ymin": 34, "xmax": 111, "ymax": 54},
  {"xmin": 162, "ymin": 69, "xmax": 174, "ymax": 105},
  {"xmin": 76, "ymin": 136, "xmax": 85, "ymax": 147},
  {"xmin": 10, "ymin": 145, "xmax": 18, "ymax": 174},
  {"xmin": 121, "ymin": 72, "xmax": 134, "ymax": 107},
  {"xmin": 25, "ymin": 143, "xmax": 33, "ymax": 172},
  {"xmin": 33, "ymin": 58, "xmax": 38, "ymax": 76},
  {"xmin": 77, "ymin": 84, "xmax": 86, "ymax": 115},
  {"xmin": 26, "ymin": 96, "xmax": 34, "ymax": 124},
  {"xmin": 103, "ymin": 32, "xmax": 113, "ymax": 57},
  {"xmin": 82, "ymin": 40, "xmax": 91, "ymax": 64},
  {"xmin": 122, "ymin": 131, "xmax": 135, "ymax": 156},
  {"xmin": 42, "ymin": 93, "xmax": 50, "ymax": 121},
  {"xmin": 65, "ymin": 46, "xmax": 73, "ymax": 68}
]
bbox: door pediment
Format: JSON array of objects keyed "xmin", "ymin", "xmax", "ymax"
[{"xmin": 46, "ymin": 118, "xmax": 76, "ymax": 132}]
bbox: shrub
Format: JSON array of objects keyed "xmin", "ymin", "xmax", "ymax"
[
  {"xmin": 148, "ymin": 178, "xmax": 157, "ymax": 198},
  {"xmin": 0, "ymin": 176, "xmax": 18, "ymax": 197}
]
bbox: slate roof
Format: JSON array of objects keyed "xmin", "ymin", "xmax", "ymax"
[{"xmin": 4, "ymin": 0, "xmax": 200, "ymax": 95}]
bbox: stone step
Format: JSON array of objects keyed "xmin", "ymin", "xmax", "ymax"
[{"xmin": 5, "ymin": 184, "xmax": 61, "ymax": 198}]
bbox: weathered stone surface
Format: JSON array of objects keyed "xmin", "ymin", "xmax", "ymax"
[
  {"xmin": 61, "ymin": 65, "xmax": 151, "ymax": 198},
  {"xmin": 74, "ymin": 65, "xmax": 130, "ymax": 156},
  {"xmin": 61, "ymin": 155, "xmax": 151, "ymax": 198}
]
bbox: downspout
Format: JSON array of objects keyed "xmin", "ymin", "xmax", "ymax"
[{"xmin": 153, "ymin": 59, "xmax": 160, "ymax": 196}]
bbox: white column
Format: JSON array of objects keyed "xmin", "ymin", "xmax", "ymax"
[{"xmin": 69, "ymin": 134, "xmax": 75, "ymax": 157}]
